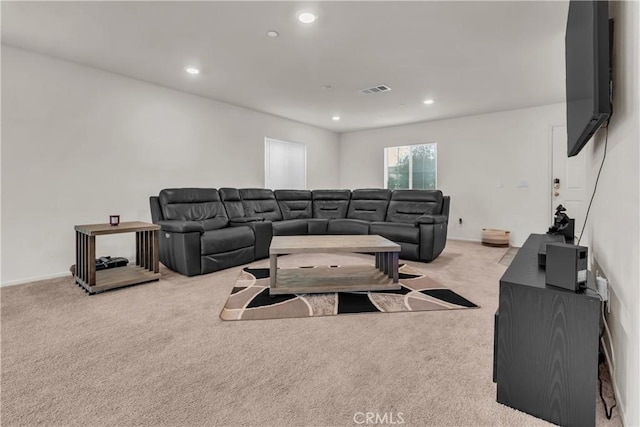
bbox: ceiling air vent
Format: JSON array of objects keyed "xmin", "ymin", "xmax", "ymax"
[{"xmin": 360, "ymin": 84, "xmax": 391, "ymax": 95}]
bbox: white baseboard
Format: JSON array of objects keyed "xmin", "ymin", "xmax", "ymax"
[
  {"xmin": 448, "ymin": 237, "xmax": 523, "ymax": 248},
  {"xmin": 1, "ymin": 271, "xmax": 70, "ymax": 287},
  {"xmin": 448, "ymin": 237, "xmax": 482, "ymax": 243},
  {"xmin": 601, "ymin": 323, "xmax": 627, "ymax": 426},
  {"xmin": 610, "ymin": 355, "xmax": 626, "ymax": 426}
]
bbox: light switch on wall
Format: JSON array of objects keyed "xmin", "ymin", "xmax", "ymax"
[
  {"xmin": 517, "ymin": 180, "xmax": 529, "ymax": 188},
  {"xmin": 496, "ymin": 180, "xmax": 504, "ymax": 188}
]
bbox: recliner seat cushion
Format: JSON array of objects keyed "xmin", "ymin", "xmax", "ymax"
[
  {"xmin": 347, "ymin": 189, "xmax": 391, "ymax": 222},
  {"xmin": 239, "ymin": 189, "xmax": 283, "ymax": 221},
  {"xmin": 369, "ymin": 222, "xmax": 420, "ymax": 244},
  {"xmin": 274, "ymin": 190, "xmax": 312, "ymax": 220},
  {"xmin": 201, "ymin": 226, "xmax": 254, "ymax": 255},
  {"xmin": 312, "ymin": 190, "xmax": 351, "ymax": 219},
  {"xmin": 385, "ymin": 190, "xmax": 444, "ymax": 223},
  {"xmin": 272, "ymin": 219, "xmax": 309, "ymax": 236},
  {"xmin": 327, "ymin": 218, "xmax": 370, "ymax": 235},
  {"xmin": 307, "ymin": 218, "xmax": 329, "ymax": 234},
  {"xmin": 159, "ymin": 188, "xmax": 228, "ymax": 230}
]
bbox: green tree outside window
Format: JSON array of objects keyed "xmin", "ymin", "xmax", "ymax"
[{"xmin": 385, "ymin": 143, "xmax": 436, "ymax": 190}]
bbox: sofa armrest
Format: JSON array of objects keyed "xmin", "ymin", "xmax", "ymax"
[
  {"xmin": 156, "ymin": 220, "xmax": 205, "ymax": 233},
  {"xmin": 414, "ymin": 215, "xmax": 448, "ymax": 226},
  {"xmin": 229, "ymin": 216, "xmax": 265, "ymax": 224}
]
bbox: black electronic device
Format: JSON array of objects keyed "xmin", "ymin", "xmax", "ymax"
[
  {"xmin": 545, "ymin": 243, "xmax": 588, "ymax": 291},
  {"xmin": 548, "ymin": 205, "xmax": 575, "ymax": 243},
  {"xmin": 565, "ymin": 0, "xmax": 612, "ymax": 157},
  {"xmin": 96, "ymin": 256, "xmax": 128, "ymax": 271},
  {"xmin": 537, "ymin": 234, "xmax": 566, "ymax": 267},
  {"xmin": 562, "ymin": 218, "xmax": 575, "ymax": 242}
]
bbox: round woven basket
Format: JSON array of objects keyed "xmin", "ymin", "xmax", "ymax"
[{"xmin": 482, "ymin": 229, "xmax": 510, "ymax": 247}]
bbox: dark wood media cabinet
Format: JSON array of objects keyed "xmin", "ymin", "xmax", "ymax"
[{"xmin": 494, "ymin": 234, "xmax": 600, "ymax": 427}]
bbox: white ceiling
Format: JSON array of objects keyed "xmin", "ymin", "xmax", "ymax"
[{"xmin": 1, "ymin": 1, "xmax": 569, "ymax": 133}]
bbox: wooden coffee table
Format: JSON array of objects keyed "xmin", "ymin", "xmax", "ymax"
[{"xmin": 269, "ymin": 235, "xmax": 401, "ymax": 295}]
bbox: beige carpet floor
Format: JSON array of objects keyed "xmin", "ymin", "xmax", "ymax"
[{"xmin": 1, "ymin": 240, "xmax": 621, "ymax": 426}]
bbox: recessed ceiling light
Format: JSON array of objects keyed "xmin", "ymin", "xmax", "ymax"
[
  {"xmin": 266, "ymin": 30, "xmax": 279, "ymax": 37},
  {"xmin": 321, "ymin": 85, "xmax": 333, "ymax": 90},
  {"xmin": 185, "ymin": 67, "xmax": 200, "ymax": 75},
  {"xmin": 423, "ymin": 99, "xmax": 435, "ymax": 105},
  {"xmin": 332, "ymin": 116, "xmax": 341, "ymax": 121},
  {"xmin": 298, "ymin": 12, "xmax": 317, "ymax": 24}
]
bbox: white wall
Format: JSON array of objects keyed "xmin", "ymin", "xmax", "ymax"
[
  {"xmin": 585, "ymin": 2, "xmax": 639, "ymax": 425},
  {"xmin": 1, "ymin": 46, "xmax": 340, "ymax": 285},
  {"xmin": 339, "ymin": 104, "xmax": 566, "ymax": 246}
]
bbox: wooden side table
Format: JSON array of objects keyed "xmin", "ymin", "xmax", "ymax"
[{"xmin": 74, "ymin": 221, "xmax": 161, "ymax": 294}]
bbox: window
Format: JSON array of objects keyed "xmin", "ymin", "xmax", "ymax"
[
  {"xmin": 264, "ymin": 138, "xmax": 307, "ymax": 189},
  {"xmin": 384, "ymin": 143, "xmax": 437, "ymax": 190}
]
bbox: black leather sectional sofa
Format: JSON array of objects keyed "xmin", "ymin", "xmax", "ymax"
[{"xmin": 149, "ymin": 188, "xmax": 450, "ymax": 276}]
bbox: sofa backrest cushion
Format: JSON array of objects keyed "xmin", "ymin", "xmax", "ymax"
[
  {"xmin": 239, "ymin": 188, "xmax": 282, "ymax": 221},
  {"xmin": 386, "ymin": 190, "xmax": 444, "ymax": 223},
  {"xmin": 346, "ymin": 189, "xmax": 392, "ymax": 222},
  {"xmin": 219, "ymin": 188, "xmax": 245, "ymax": 219},
  {"xmin": 159, "ymin": 188, "xmax": 229, "ymax": 229},
  {"xmin": 274, "ymin": 190, "xmax": 312, "ymax": 220},
  {"xmin": 312, "ymin": 190, "xmax": 351, "ymax": 219}
]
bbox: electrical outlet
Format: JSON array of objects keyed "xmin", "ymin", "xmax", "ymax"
[{"xmin": 596, "ymin": 276, "xmax": 609, "ymax": 303}]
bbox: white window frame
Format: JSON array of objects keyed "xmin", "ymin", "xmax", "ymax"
[
  {"xmin": 383, "ymin": 142, "xmax": 437, "ymax": 189},
  {"xmin": 264, "ymin": 137, "xmax": 307, "ymax": 190}
]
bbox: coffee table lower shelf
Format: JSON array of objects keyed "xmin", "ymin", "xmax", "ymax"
[
  {"xmin": 76, "ymin": 265, "xmax": 161, "ymax": 294},
  {"xmin": 269, "ymin": 265, "xmax": 400, "ymax": 295}
]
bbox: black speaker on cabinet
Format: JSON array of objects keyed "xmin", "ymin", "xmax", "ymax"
[{"xmin": 545, "ymin": 243, "xmax": 588, "ymax": 291}]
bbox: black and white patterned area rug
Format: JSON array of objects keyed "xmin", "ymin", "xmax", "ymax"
[{"xmin": 220, "ymin": 264, "xmax": 478, "ymax": 321}]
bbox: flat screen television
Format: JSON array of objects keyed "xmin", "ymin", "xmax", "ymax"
[{"xmin": 565, "ymin": 0, "xmax": 612, "ymax": 157}]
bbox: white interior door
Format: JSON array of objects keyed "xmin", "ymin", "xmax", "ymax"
[
  {"xmin": 264, "ymin": 138, "xmax": 307, "ymax": 190},
  {"xmin": 551, "ymin": 125, "xmax": 587, "ymax": 238}
]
